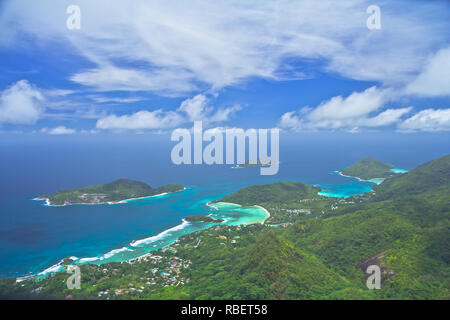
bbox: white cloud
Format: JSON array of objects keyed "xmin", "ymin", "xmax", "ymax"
[
  {"xmin": 361, "ymin": 107, "xmax": 412, "ymax": 127},
  {"xmin": 97, "ymin": 94, "xmax": 241, "ymax": 130},
  {"xmin": 96, "ymin": 110, "xmax": 183, "ymax": 130},
  {"xmin": 177, "ymin": 94, "xmax": 241, "ymax": 122},
  {"xmin": 347, "ymin": 127, "xmax": 360, "ymax": 134},
  {"xmin": 208, "ymin": 104, "xmax": 242, "ymax": 123},
  {"xmin": 279, "ymin": 87, "xmax": 413, "ymax": 131},
  {"xmin": 70, "ymin": 66, "xmax": 197, "ymax": 96},
  {"xmin": 43, "ymin": 126, "xmax": 77, "ymax": 135},
  {"xmin": 279, "ymin": 111, "xmax": 304, "ymax": 131},
  {"xmin": 177, "ymin": 94, "xmax": 211, "ymax": 121},
  {"xmin": 1, "ymin": 1, "xmax": 449, "ymax": 134},
  {"xmin": 44, "ymin": 89, "xmax": 76, "ymax": 97},
  {"xmin": 397, "ymin": 109, "xmax": 450, "ymax": 132},
  {"xmin": 2, "ymin": 0, "xmax": 449, "ymax": 95},
  {"xmin": 87, "ymin": 95, "xmax": 142, "ymax": 104},
  {"xmin": 405, "ymin": 47, "xmax": 450, "ymax": 97},
  {"xmin": 0, "ymin": 80, "xmax": 45, "ymax": 125},
  {"xmin": 307, "ymin": 87, "xmax": 390, "ymax": 121}
]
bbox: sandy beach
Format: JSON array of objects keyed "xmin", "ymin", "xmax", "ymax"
[{"xmin": 254, "ymin": 205, "xmax": 271, "ymax": 224}]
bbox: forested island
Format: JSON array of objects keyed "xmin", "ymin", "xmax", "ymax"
[
  {"xmin": 340, "ymin": 157, "xmax": 394, "ymax": 180},
  {"xmin": 2, "ymin": 155, "xmax": 449, "ymax": 300},
  {"xmin": 37, "ymin": 179, "xmax": 184, "ymax": 206},
  {"xmin": 185, "ymin": 215, "xmax": 224, "ymax": 223},
  {"xmin": 232, "ymin": 159, "xmax": 277, "ymax": 168}
]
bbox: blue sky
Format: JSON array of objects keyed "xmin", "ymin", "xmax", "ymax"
[{"xmin": 0, "ymin": 0, "xmax": 449, "ymax": 135}]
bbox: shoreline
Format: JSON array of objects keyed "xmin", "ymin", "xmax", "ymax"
[
  {"xmin": 207, "ymin": 201, "xmax": 270, "ymax": 224},
  {"xmin": 335, "ymin": 170, "xmax": 385, "ymax": 184},
  {"xmin": 19, "ymin": 198, "xmax": 270, "ymax": 281},
  {"xmin": 314, "ymin": 171, "xmax": 384, "ymax": 199},
  {"xmin": 33, "ymin": 187, "xmax": 187, "ymax": 207},
  {"xmin": 254, "ymin": 205, "xmax": 271, "ymax": 224}
]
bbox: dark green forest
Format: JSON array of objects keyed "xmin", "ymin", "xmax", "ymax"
[{"xmin": 341, "ymin": 157, "xmax": 394, "ymax": 180}]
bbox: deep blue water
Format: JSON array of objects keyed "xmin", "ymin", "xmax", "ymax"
[{"xmin": 0, "ymin": 132, "xmax": 449, "ymax": 277}]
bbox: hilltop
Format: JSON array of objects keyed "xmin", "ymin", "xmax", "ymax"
[
  {"xmin": 39, "ymin": 179, "xmax": 184, "ymax": 206},
  {"xmin": 340, "ymin": 157, "xmax": 394, "ymax": 180},
  {"xmin": 220, "ymin": 181, "xmax": 320, "ymax": 206}
]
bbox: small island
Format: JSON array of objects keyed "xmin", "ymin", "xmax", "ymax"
[
  {"xmin": 185, "ymin": 215, "xmax": 224, "ymax": 223},
  {"xmin": 232, "ymin": 158, "xmax": 278, "ymax": 169},
  {"xmin": 339, "ymin": 157, "xmax": 394, "ymax": 181},
  {"xmin": 37, "ymin": 179, "xmax": 184, "ymax": 206}
]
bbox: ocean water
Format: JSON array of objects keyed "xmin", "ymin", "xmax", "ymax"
[
  {"xmin": 0, "ymin": 132, "xmax": 448, "ymax": 277},
  {"xmin": 390, "ymin": 168, "xmax": 409, "ymax": 174}
]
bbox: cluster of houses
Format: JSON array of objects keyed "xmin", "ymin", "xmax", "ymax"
[
  {"xmin": 284, "ymin": 208, "xmax": 311, "ymax": 214},
  {"xmin": 78, "ymin": 193, "xmax": 110, "ymax": 204},
  {"xmin": 159, "ymin": 256, "xmax": 191, "ymax": 287},
  {"xmin": 330, "ymin": 199, "xmax": 356, "ymax": 210},
  {"xmin": 95, "ymin": 252, "xmax": 192, "ymax": 298}
]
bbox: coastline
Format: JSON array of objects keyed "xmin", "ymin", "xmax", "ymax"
[
  {"xmin": 335, "ymin": 170, "xmax": 385, "ymax": 184},
  {"xmin": 16, "ymin": 219, "xmax": 192, "ymax": 281},
  {"xmin": 314, "ymin": 171, "xmax": 385, "ymax": 199},
  {"xmin": 23, "ymin": 173, "xmax": 389, "ymax": 280},
  {"xmin": 33, "ymin": 187, "xmax": 187, "ymax": 207},
  {"xmin": 21, "ymin": 197, "xmax": 271, "ymax": 280},
  {"xmin": 335, "ymin": 170, "xmax": 367, "ymax": 182},
  {"xmin": 208, "ymin": 201, "xmax": 270, "ymax": 224},
  {"xmin": 254, "ymin": 205, "xmax": 271, "ymax": 224}
]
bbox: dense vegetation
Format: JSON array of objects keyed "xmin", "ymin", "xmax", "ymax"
[
  {"xmin": 221, "ymin": 181, "xmax": 320, "ymax": 206},
  {"xmin": 220, "ymin": 181, "xmax": 362, "ymax": 224},
  {"xmin": 40, "ymin": 179, "xmax": 184, "ymax": 205},
  {"xmin": 185, "ymin": 216, "xmax": 224, "ymax": 223},
  {"xmin": 1, "ymin": 155, "xmax": 448, "ymax": 300},
  {"xmin": 341, "ymin": 157, "xmax": 394, "ymax": 180},
  {"xmin": 373, "ymin": 154, "xmax": 450, "ymax": 200}
]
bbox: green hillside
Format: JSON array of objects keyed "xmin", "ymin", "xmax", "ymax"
[
  {"xmin": 40, "ymin": 179, "xmax": 184, "ymax": 205},
  {"xmin": 4, "ymin": 155, "xmax": 448, "ymax": 300},
  {"xmin": 185, "ymin": 215, "xmax": 224, "ymax": 223},
  {"xmin": 220, "ymin": 181, "xmax": 320, "ymax": 206},
  {"xmin": 220, "ymin": 155, "xmax": 450, "ymax": 299},
  {"xmin": 341, "ymin": 157, "xmax": 393, "ymax": 180},
  {"xmin": 219, "ymin": 181, "xmax": 334, "ymax": 224},
  {"xmin": 373, "ymin": 154, "xmax": 450, "ymax": 200},
  {"xmin": 175, "ymin": 228, "xmax": 359, "ymax": 300}
]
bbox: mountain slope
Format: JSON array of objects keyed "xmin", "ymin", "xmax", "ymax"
[
  {"xmin": 220, "ymin": 181, "xmax": 320, "ymax": 206},
  {"xmin": 373, "ymin": 154, "xmax": 450, "ymax": 200},
  {"xmin": 341, "ymin": 157, "xmax": 393, "ymax": 180}
]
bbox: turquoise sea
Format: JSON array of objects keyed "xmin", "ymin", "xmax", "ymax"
[
  {"xmin": 0, "ymin": 167, "xmax": 402, "ymax": 278},
  {"xmin": 0, "ymin": 132, "xmax": 447, "ymax": 278}
]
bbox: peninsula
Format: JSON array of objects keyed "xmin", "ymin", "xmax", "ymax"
[
  {"xmin": 339, "ymin": 157, "xmax": 394, "ymax": 180},
  {"xmin": 37, "ymin": 179, "xmax": 184, "ymax": 206},
  {"xmin": 185, "ymin": 215, "xmax": 224, "ymax": 223}
]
